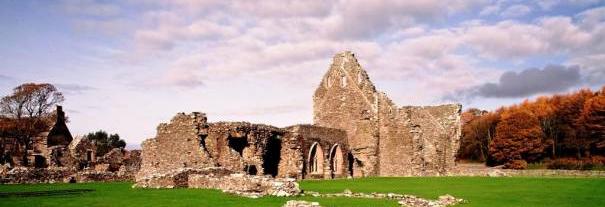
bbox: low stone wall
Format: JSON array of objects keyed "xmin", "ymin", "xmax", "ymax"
[
  {"xmin": 451, "ymin": 164, "xmax": 605, "ymax": 177},
  {"xmin": 0, "ymin": 166, "xmax": 132, "ymax": 184},
  {"xmin": 189, "ymin": 173, "xmax": 301, "ymax": 198},
  {"xmin": 73, "ymin": 171, "xmax": 131, "ymax": 183},
  {"xmin": 0, "ymin": 167, "xmax": 74, "ymax": 184}
]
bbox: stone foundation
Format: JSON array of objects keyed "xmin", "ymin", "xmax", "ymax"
[
  {"xmin": 134, "ymin": 167, "xmax": 232, "ymax": 188},
  {"xmin": 189, "ymin": 173, "xmax": 300, "ymax": 198},
  {"xmin": 283, "ymin": 200, "xmax": 322, "ymax": 207}
]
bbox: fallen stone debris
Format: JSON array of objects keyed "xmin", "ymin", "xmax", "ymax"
[
  {"xmin": 282, "ymin": 200, "xmax": 322, "ymax": 207},
  {"xmin": 189, "ymin": 173, "xmax": 301, "ymax": 198},
  {"xmin": 398, "ymin": 194, "xmax": 464, "ymax": 207},
  {"xmin": 303, "ymin": 189, "xmax": 464, "ymax": 207}
]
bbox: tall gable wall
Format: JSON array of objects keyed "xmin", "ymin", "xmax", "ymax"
[{"xmin": 314, "ymin": 51, "xmax": 462, "ymax": 177}]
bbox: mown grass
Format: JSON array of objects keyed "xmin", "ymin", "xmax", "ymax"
[{"xmin": 1, "ymin": 177, "xmax": 604, "ymax": 207}]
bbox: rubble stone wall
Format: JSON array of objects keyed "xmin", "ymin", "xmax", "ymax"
[
  {"xmin": 204, "ymin": 122, "xmax": 285, "ymax": 176},
  {"xmin": 137, "ymin": 113, "xmax": 299, "ymax": 182},
  {"xmin": 137, "ymin": 112, "xmax": 214, "ymax": 178}
]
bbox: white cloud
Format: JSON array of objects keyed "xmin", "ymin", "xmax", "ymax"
[{"xmin": 500, "ymin": 4, "xmax": 532, "ymax": 18}]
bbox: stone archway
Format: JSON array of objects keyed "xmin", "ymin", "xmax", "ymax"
[
  {"xmin": 329, "ymin": 144, "xmax": 343, "ymax": 178},
  {"xmin": 307, "ymin": 142, "xmax": 324, "ymax": 175}
]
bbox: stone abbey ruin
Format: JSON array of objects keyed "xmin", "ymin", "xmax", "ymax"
[{"xmin": 136, "ymin": 51, "xmax": 462, "ymax": 187}]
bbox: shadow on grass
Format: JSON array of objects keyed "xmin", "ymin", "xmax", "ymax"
[{"xmin": 0, "ymin": 189, "xmax": 95, "ymax": 198}]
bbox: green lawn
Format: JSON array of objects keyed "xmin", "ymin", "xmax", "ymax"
[{"xmin": 0, "ymin": 177, "xmax": 604, "ymax": 207}]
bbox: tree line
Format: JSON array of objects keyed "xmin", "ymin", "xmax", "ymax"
[{"xmin": 458, "ymin": 86, "xmax": 605, "ymax": 169}]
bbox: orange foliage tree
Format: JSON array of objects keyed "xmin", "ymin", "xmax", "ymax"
[
  {"xmin": 458, "ymin": 109, "xmax": 499, "ymax": 162},
  {"xmin": 488, "ymin": 110, "xmax": 546, "ymax": 167},
  {"xmin": 577, "ymin": 88, "xmax": 605, "ymax": 155}
]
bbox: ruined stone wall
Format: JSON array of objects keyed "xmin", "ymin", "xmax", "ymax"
[
  {"xmin": 313, "ymin": 52, "xmax": 381, "ymax": 177},
  {"xmin": 376, "ymin": 94, "xmax": 415, "ymax": 176},
  {"xmin": 281, "ymin": 125, "xmax": 349, "ymax": 179},
  {"xmin": 137, "ymin": 113, "xmax": 288, "ymax": 181},
  {"xmin": 404, "ymin": 105, "xmax": 461, "ymax": 176},
  {"xmin": 204, "ymin": 122, "xmax": 284, "ymax": 176},
  {"xmin": 137, "ymin": 112, "xmax": 214, "ymax": 178},
  {"xmin": 313, "ymin": 51, "xmax": 462, "ymax": 177},
  {"xmin": 378, "ymin": 104, "xmax": 461, "ymax": 176}
]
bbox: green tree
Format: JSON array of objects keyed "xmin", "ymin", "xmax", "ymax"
[{"xmin": 85, "ymin": 130, "xmax": 126, "ymax": 156}]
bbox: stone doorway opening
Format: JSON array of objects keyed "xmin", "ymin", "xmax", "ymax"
[{"xmin": 262, "ymin": 135, "xmax": 282, "ymax": 177}]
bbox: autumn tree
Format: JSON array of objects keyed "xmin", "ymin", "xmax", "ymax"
[
  {"xmin": 555, "ymin": 89, "xmax": 594, "ymax": 158},
  {"xmin": 458, "ymin": 109, "xmax": 499, "ymax": 162},
  {"xmin": 489, "ymin": 110, "xmax": 545, "ymax": 167},
  {"xmin": 0, "ymin": 83, "xmax": 64, "ymax": 166},
  {"xmin": 577, "ymin": 90, "xmax": 605, "ymax": 156}
]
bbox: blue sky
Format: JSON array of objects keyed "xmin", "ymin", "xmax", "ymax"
[{"xmin": 1, "ymin": 0, "xmax": 604, "ymax": 148}]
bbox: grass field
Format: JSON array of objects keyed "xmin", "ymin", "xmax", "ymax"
[{"xmin": 1, "ymin": 177, "xmax": 604, "ymax": 207}]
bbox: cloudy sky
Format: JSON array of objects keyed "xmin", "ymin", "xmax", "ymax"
[{"xmin": 1, "ymin": 0, "xmax": 604, "ymax": 148}]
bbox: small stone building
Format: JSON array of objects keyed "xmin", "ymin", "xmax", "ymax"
[
  {"xmin": 0, "ymin": 106, "xmax": 98, "ymax": 169},
  {"xmin": 68, "ymin": 135, "xmax": 96, "ymax": 169},
  {"xmin": 137, "ymin": 51, "xmax": 461, "ymax": 182}
]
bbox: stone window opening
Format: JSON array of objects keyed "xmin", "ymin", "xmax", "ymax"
[
  {"xmin": 198, "ymin": 134, "xmax": 212, "ymax": 157},
  {"xmin": 357, "ymin": 72, "xmax": 363, "ymax": 84},
  {"xmin": 347, "ymin": 152, "xmax": 355, "ymax": 177},
  {"xmin": 341, "ymin": 76, "xmax": 347, "ymax": 87},
  {"xmin": 308, "ymin": 142, "xmax": 324, "ymax": 174},
  {"xmin": 329, "ymin": 144, "xmax": 343, "ymax": 177},
  {"xmin": 228, "ymin": 136, "xmax": 248, "ymax": 156},
  {"xmin": 34, "ymin": 155, "xmax": 46, "ymax": 168}
]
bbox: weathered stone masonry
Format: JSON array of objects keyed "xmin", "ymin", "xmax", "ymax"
[
  {"xmin": 136, "ymin": 51, "xmax": 462, "ymax": 186},
  {"xmin": 313, "ymin": 51, "xmax": 461, "ymax": 177},
  {"xmin": 137, "ymin": 113, "xmax": 350, "ymax": 181}
]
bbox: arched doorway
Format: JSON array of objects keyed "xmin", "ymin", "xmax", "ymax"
[
  {"xmin": 307, "ymin": 142, "xmax": 324, "ymax": 175},
  {"xmin": 329, "ymin": 144, "xmax": 343, "ymax": 178}
]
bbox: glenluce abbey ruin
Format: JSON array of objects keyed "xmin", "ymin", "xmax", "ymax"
[{"xmin": 136, "ymin": 51, "xmax": 462, "ymax": 188}]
